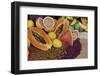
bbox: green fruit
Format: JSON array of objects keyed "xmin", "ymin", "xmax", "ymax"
[
  {"xmin": 74, "ymin": 23, "xmax": 80, "ymax": 30},
  {"xmin": 48, "ymin": 32, "xmax": 56, "ymax": 40},
  {"xmin": 28, "ymin": 20, "xmax": 34, "ymax": 28},
  {"xmin": 70, "ymin": 19, "xmax": 77, "ymax": 25},
  {"xmin": 53, "ymin": 39, "xmax": 62, "ymax": 48}
]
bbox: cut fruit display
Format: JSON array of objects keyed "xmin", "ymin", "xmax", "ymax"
[
  {"xmin": 59, "ymin": 30, "xmax": 73, "ymax": 46},
  {"xmin": 27, "ymin": 15, "xmax": 84, "ymax": 61}
]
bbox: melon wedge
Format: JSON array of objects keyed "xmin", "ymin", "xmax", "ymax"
[{"xmin": 59, "ymin": 30, "xmax": 73, "ymax": 46}]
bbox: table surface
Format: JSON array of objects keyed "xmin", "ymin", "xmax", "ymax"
[{"xmin": 77, "ymin": 32, "xmax": 88, "ymax": 59}]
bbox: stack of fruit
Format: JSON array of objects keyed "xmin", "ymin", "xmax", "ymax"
[
  {"xmin": 28, "ymin": 15, "xmax": 82, "ymax": 59},
  {"xmin": 28, "ymin": 16, "xmax": 80, "ymax": 51}
]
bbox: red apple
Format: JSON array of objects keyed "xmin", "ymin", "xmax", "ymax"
[{"xmin": 59, "ymin": 30, "xmax": 73, "ymax": 46}]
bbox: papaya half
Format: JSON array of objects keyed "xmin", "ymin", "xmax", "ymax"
[
  {"xmin": 28, "ymin": 27, "xmax": 52, "ymax": 51},
  {"xmin": 54, "ymin": 17, "xmax": 69, "ymax": 38}
]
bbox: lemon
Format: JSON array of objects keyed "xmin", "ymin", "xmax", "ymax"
[
  {"xmin": 48, "ymin": 32, "xmax": 56, "ymax": 40},
  {"xmin": 36, "ymin": 17, "xmax": 43, "ymax": 29},
  {"xmin": 28, "ymin": 20, "xmax": 34, "ymax": 28},
  {"xmin": 53, "ymin": 39, "xmax": 62, "ymax": 48}
]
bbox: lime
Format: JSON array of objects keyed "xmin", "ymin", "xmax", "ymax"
[
  {"xmin": 53, "ymin": 39, "xmax": 62, "ymax": 48},
  {"xmin": 28, "ymin": 20, "xmax": 34, "ymax": 28},
  {"xmin": 48, "ymin": 32, "xmax": 56, "ymax": 40},
  {"xmin": 74, "ymin": 23, "xmax": 80, "ymax": 30}
]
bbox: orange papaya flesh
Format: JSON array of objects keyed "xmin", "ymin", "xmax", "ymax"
[
  {"xmin": 28, "ymin": 27, "xmax": 52, "ymax": 51},
  {"xmin": 54, "ymin": 18, "xmax": 69, "ymax": 38},
  {"xmin": 54, "ymin": 18, "xmax": 64, "ymax": 36},
  {"xmin": 58, "ymin": 20, "xmax": 69, "ymax": 38}
]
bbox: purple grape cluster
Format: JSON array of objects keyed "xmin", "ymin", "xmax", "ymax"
[{"xmin": 62, "ymin": 38, "xmax": 82, "ymax": 59}]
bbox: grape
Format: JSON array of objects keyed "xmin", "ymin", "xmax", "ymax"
[{"xmin": 62, "ymin": 38, "xmax": 82, "ymax": 59}]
